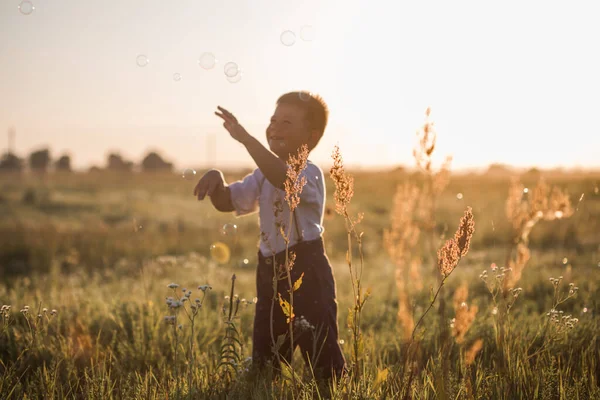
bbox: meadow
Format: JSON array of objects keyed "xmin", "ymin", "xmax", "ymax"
[{"xmin": 1, "ymin": 152, "xmax": 599, "ymax": 399}]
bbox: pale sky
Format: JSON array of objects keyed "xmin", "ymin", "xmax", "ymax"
[{"xmin": 1, "ymin": 0, "xmax": 599, "ymax": 171}]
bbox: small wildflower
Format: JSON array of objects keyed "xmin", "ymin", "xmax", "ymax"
[
  {"xmin": 50, "ymin": 309, "xmax": 57, "ymax": 315},
  {"xmin": 168, "ymin": 283, "xmax": 179, "ymax": 289},
  {"xmin": 197, "ymin": 284, "xmax": 212, "ymax": 292},
  {"xmin": 294, "ymin": 315, "xmax": 315, "ymax": 333}
]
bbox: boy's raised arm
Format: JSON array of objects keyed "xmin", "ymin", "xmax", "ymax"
[
  {"xmin": 215, "ymin": 106, "xmax": 287, "ymax": 190},
  {"xmin": 241, "ymin": 136, "xmax": 287, "ymax": 190}
]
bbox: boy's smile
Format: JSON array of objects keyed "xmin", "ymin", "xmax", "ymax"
[{"xmin": 266, "ymin": 103, "xmax": 314, "ymax": 159}]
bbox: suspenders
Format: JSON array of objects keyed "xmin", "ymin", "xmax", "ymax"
[{"xmin": 259, "ymin": 175, "xmax": 304, "ymax": 243}]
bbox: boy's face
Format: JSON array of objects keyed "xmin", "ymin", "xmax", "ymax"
[{"xmin": 266, "ymin": 103, "xmax": 315, "ymax": 159}]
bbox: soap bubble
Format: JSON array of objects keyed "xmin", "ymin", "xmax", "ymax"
[
  {"xmin": 298, "ymin": 91, "xmax": 312, "ymax": 101},
  {"xmin": 221, "ymin": 223, "xmax": 238, "ymax": 237},
  {"xmin": 338, "ymin": 339, "xmax": 345, "ymax": 345},
  {"xmin": 562, "ymin": 257, "xmax": 568, "ymax": 265},
  {"xmin": 224, "ymin": 62, "xmax": 239, "ymax": 78},
  {"xmin": 198, "ymin": 52, "xmax": 217, "ymax": 70},
  {"xmin": 182, "ymin": 169, "xmax": 196, "ymax": 180},
  {"xmin": 456, "ymin": 193, "xmax": 463, "ymax": 200},
  {"xmin": 18, "ymin": 1, "xmax": 35, "ymax": 15},
  {"xmin": 173, "ymin": 73, "xmax": 182, "ymax": 81},
  {"xmin": 226, "ymin": 71, "xmax": 242, "ymax": 83},
  {"xmin": 491, "ymin": 307, "xmax": 498, "ymax": 315},
  {"xmin": 133, "ymin": 218, "xmax": 144, "ymax": 233},
  {"xmin": 136, "ymin": 54, "xmax": 149, "ymax": 67},
  {"xmin": 280, "ymin": 30, "xmax": 296, "ymax": 46},
  {"xmin": 210, "ymin": 242, "xmax": 231, "ymax": 264},
  {"xmin": 300, "ymin": 25, "xmax": 315, "ymax": 41}
]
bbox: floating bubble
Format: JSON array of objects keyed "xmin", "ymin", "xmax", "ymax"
[
  {"xmin": 182, "ymin": 168, "xmax": 196, "ymax": 180},
  {"xmin": 226, "ymin": 71, "xmax": 242, "ymax": 83},
  {"xmin": 298, "ymin": 91, "xmax": 312, "ymax": 101},
  {"xmin": 523, "ymin": 188, "xmax": 529, "ymax": 194},
  {"xmin": 562, "ymin": 257, "xmax": 568, "ymax": 265},
  {"xmin": 280, "ymin": 30, "xmax": 296, "ymax": 46},
  {"xmin": 198, "ymin": 52, "xmax": 217, "ymax": 70},
  {"xmin": 136, "ymin": 54, "xmax": 149, "ymax": 67},
  {"xmin": 224, "ymin": 62, "xmax": 239, "ymax": 78},
  {"xmin": 133, "ymin": 218, "xmax": 144, "ymax": 233},
  {"xmin": 18, "ymin": 1, "xmax": 35, "ymax": 15},
  {"xmin": 491, "ymin": 307, "xmax": 498, "ymax": 315},
  {"xmin": 583, "ymin": 307, "xmax": 588, "ymax": 313},
  {"xmin": 221, "ymin": 223, "xmax": 237, "ymax": 238},
  {"xmin": 173, "ymin": 73, "xmax": 182, "ymax": 81},
  {"xmin": 456, "ymin": 193, "xmax": 463, "ymax": 200},
  {"xmin": 338, "ymin": 339, "xmax": 345, "ymax": 345},
  {"xmin": 210, "ymin": 242, "xmax": 230, "ymax": 264},
  {"xmin": 460, "ymin": 302, "xmax": 467, "ymax": 308},
  {"xmin": 221, "ymin": 223, "xmax": 238, "ymax": 237},
  {"xmin": 242, "ymin": 258, "xmax": 249, "ymax": 265},
  {"xmin": 299, "ymin": 25, "xmax": 315, "ymax": 41}
]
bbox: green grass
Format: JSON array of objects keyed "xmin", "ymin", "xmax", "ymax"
[{"xmin": 0, "ymin": 170, "xmax": 599, "ymax": 399}]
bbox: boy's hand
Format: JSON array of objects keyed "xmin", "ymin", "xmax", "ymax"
[
  {"xmin": 215, "ymin": 106, "xmax": 252, "ymax": 144},
  {"xmin": 193, "ymin": 170, "xmax": 224, "ymax": 201}
]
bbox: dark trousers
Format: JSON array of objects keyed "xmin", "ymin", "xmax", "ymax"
[{"xmin": 252, "ymin": 238, "xmax": 346, "ymax": 380}]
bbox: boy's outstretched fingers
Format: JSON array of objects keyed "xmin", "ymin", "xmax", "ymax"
[{"xmin": 216, "ymin": 106, "xmax": 237, "ymax": 123}]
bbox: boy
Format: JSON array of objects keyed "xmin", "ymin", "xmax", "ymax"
[{"xmin": 193, "ymin": 92, "xmax": 345, "ymax": 380}]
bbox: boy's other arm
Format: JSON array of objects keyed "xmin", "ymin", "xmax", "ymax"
[{"xmin": 194, "ymin": 169, "xmax": 235, "ymax": 212}]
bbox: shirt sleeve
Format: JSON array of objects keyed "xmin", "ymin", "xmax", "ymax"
[
  {"xmin": 228, "ymin": 169, "xmax": 262, "ymax": 216},
  {"xmin": 298, "ymin": 163, "xmax": 325, "ymax": 208}
]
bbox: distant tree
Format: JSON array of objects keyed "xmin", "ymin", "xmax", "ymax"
[
  {"xmin": 107, "ymin": 152, "xmax": 133, "ymax": 172},
  {"xmin": 522, "ymin": 167, "xmax": 542, "ymax": 182},
  {"xmin": 29, "ymin": 148, "xmax": 51, "ymax": 173},
  {"xmin": 55, "ymin": 154, "xmax": 72, "ymax": 172},
  {"xmin": 486, "ymin": 163, "xmax": 513, "ymax": 176},
  {"xmin": 0, "ymin": 152, "xmax": 24, "ymax": 173},
  {"xmin": 141, "ymin": 151, "xmax": 173, "ymax": 172}
]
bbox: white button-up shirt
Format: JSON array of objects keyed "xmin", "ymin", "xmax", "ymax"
[{"xmin": 228, "ymin": 160, "xmax": 326, "ymax": 256}]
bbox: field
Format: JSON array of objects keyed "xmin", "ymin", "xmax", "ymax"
[{"xmin": 1, "ymin": 161, "xmax": 600, "ymax": 399}]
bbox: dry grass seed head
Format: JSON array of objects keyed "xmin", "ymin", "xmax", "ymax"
[
  {"xmin": 452, "ymin": 283, "xmax": 478, "ymax": 344},
  {"xmin": 454, "ymin": 206, "xmax": 475, "ymax": 256},
  {"xmin": 465, "ymin": 339, "xmax": 484, "ymax": 366},
  {"xmin": 330, "ymin": 145, "xmax": 354, "ymax": 216},
  {"xmin": 284, "ymin": 144, "xmax": 309, "ymax": 212}
]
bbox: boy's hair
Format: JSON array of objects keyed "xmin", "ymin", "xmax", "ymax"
[{"xmin": 276, "ymin": 91, "xmax": 329, "ymax": 150}]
